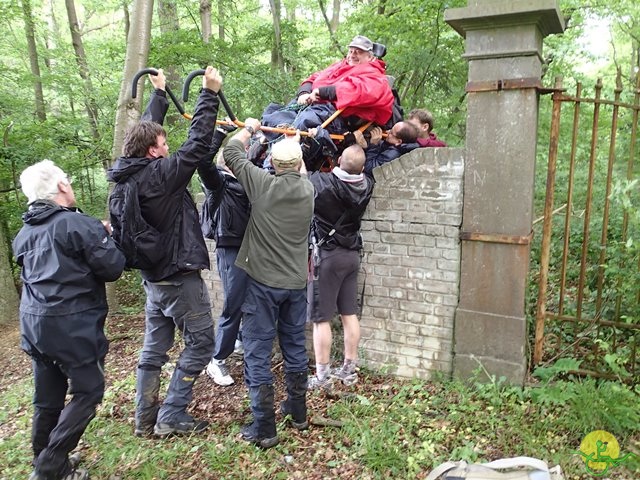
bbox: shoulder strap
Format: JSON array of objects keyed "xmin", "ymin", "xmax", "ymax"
[{"xmin": 315, "ymin": 209, "xmax": 349, "ymax": 248}]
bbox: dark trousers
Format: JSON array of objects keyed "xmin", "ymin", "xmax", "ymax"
[
  {"xmin": 31, "ymin": 357, "xmax": 104, "ymax": 480},
  {"xmin": 241, "ymin": 278, "xmax": 308, "ymax": 387},
  {"xmin": 140, "ymin": 271, "xmax": 214, "ymax": 423},
  {"xmin": 214, "ymin": 247, "xmax": 248, "ymax": 360}
]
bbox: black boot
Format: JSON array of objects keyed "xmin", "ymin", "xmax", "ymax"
[
  {"xmin": 154, "ymin": 368, "xmax": 208, "ymax": 436},
  {"xmin": 240, "ymin": 384, "xmax": 279, "ymax": 448},
  {"xmin": 280, "ymin": 371, "xmax": 308, "ymax": 430},
  {"xmin": 134, "ymin": 367, "xmax": 160, "ymax": 436}
]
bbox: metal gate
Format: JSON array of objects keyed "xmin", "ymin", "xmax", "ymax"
[{"xmin": 533, "ymin": 72, "xmax": 640, "ymax": 382}]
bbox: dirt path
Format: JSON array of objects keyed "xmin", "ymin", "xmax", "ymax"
[{"xmin": 0, "ymin": 321, "xmax": 30, "ymax": 394}]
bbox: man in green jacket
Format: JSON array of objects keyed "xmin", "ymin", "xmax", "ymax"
[{"xmin": 222, "ymin": 121, "xmax": 314, "ymax": 448}]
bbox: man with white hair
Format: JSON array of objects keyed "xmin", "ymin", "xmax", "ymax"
[
  {"xmin": 12, "ymin": 159, "xmax": 125, "ymax": 480},
  {"xmin": 223, "ymin": 120, "xmax": 314, "ymax": 449}
]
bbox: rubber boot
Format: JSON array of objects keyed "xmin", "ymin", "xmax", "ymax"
[
  {"xmin": 280, "ymin": 371, "xmax": 308, "ymax": 430},
  {"xmin": 134, "ymin": 367, "xmax": 160, "ymax": 436},
  {"xmin": 154, "ymin": 368, "xmax": 208, "ymax": 436},
  {"xmin": 240, "ymin": 384, "xmax": 279, "ymax": 448}
]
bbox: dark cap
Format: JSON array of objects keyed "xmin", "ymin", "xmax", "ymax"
[{"xmin": 348, "ymin": 35, "xmax": 373, "ymax": 52}]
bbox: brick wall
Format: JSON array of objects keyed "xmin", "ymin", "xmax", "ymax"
[
  {"xmin": 200, "ymin": 146, "xmax": 464, "ymax": 379},
  {"xmin": 359, "ymin": 147, "xmax": 464, "ymax": 379}
]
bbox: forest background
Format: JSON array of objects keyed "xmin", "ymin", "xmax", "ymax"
[
  {"xmin": 0, "ymin": 0, "xmax": 639, "ymax": 316},
  {"xmin": 0, "ymin": 0, "xmax": 639, "ymax": 479}
]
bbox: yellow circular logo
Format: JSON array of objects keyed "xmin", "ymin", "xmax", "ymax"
[{"xmin": 578, "ymin": 430, "xmax": 620, "ymax": 474}]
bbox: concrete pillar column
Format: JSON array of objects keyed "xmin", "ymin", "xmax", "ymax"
[{"xmin": 445, "ymin": 1, "xmax": 564, "ymax": 383}]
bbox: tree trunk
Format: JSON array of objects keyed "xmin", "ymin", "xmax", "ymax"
[
  {"xmin": 20, "ymin": 0, "xmax": 46, "ymax": 121},
  {"xmin": 108, "ymin": 0, "xmax": 155, "ymax": 312},
  {"xmin": 44, "ymin": 0, "xmax": 60, "ymax": 70},
  {"xmin": 217, "ymin": 0, "xmax": 225, "ymax": 41},
  {"xmin": 112, "ymin": 0, "xmax": 154, "ymax": 163},
  {"xmin": 65, "ymin": 0, "xmax": 101, "ymax": 145},
  {"xmin": 0, "ymin": 219, "xmax": 20, "ymax": 325},
  {"xmin": 269, "ymin": 0, "xmax": 284, "ymax": 71},
  {"xmin": 157, "ymin": 0, "xmax": 179, "ymax": 33},
  {"xmin": 157, "ymin": 0, "xmax": 181, "ymax": 125},
  {"xmin": 200, "ymin": 0, "xmax": 211, "ymax": 43},
  {"xmin": 123, "ymin": 1, "xmax": 130, "ymax": 40},
  {"xmin": 330, "ymin": 0, "xmax": 340, "ymax": 33}
]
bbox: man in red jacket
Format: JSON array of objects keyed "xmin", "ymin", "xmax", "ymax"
[{"xmin": 295, "ymin": 35, "xmax": 395, "ymax": 128}]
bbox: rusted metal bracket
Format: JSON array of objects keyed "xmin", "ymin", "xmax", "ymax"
[
  {"xmin": 466, "ymin": 77, "xmax": 558, "ymax": 94},
  {"xmin": 460, "ymin": 230, "xmax": 534, "ymax": 245}
]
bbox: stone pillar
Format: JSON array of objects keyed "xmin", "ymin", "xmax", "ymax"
[{"xmin": 445, "ymin": 1, "xmax": 564, "ymax": 383}]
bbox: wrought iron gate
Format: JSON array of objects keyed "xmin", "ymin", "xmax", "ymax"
[{"xmin": 533, "ymin": 72, "xmax": 640, "ymax": 382}]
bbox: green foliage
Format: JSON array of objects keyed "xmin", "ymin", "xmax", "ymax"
[{"xmin": 532, "ymin": 358, "xmax": 640, "ymax": 437}]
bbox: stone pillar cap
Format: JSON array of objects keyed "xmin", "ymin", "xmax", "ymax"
[{"xmin": 446, "ymin": 0, "xmax": 565, "ymax": 38}]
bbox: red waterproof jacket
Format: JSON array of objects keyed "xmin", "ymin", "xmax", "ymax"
[{"xmin": 303, "ymin": 59, "xmax": 395, "ymax": 125}]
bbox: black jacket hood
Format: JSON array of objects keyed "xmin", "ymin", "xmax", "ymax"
[
  {"xmin": 107, "ymin": 156, "xmax": 153, "ymax": 183},
  {"xmin": 23, "ymin": 201, "xmax": 79, "ymax": 225}
]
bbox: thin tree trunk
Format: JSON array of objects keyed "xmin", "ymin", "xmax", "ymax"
[
  {"xmin": 200, "ymin": 0, "xmax": 211, "ymax": 43},
  {"xmin": 330, "ymin": 0, "xmax": 340, "ymax": 33},
  {"xmin": 0, "ymin": 218, "xmax": 20, "ymax": 325},
  {"xmin": 109, "ymin": 0, "xmax": 154, "ymax": 312},
  {"xmin": 65, "ymin": 0, "xmax": 101, "ymax": 145},
  {"xmin": 123, "ymin": 1, "xmax": 130, "ymax": 41},
  {"xmin": 112, "ymin": 0, "xmax": 155, "ymax": 163},
  {"xmin": 44, "ymin": 0, "xmax": 60, "ymax": 70},
  {"xmin": 217, "ymin": 0, "xmax": 225, "ymax": 41},
  {"xmin": 157, "ymin": 0, "xmax": 179, "ymax": 33},
  {"xmin": 157, "ymin": 0, "xmax": 181, "ymax": 125},
  {"xmin": 21, "ymin": 0, "xmax": 46, "ymax": 121},
  {"xmin": 318, "ymin": 0, "xmax": 342, "ymax": 55},
  {"xmin": 269, "ymin": 0, "xmax": 284, "ymax": 71}
]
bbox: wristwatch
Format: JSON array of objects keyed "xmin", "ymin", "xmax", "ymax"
[{"xmin": 245, "ymin": 125, "xmax": 255, "ymax": 136}]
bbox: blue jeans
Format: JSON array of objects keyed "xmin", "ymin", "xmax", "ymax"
[
  {"xmin": 241, "ymin": 278, "xmax": 308, "ymax": 387},
  {"xmin": 139, "ymin": 271, "xmax": 214, "ymax": 421},
  {"xmin": 214, "ymin": 247, "xmax": 248, "ymax": 360}
]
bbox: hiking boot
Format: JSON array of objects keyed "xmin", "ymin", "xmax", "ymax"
[
  {"xmin": 206, "ymin": 359, "xmax": 234, "ymax": 386},
  {"xmin": 281, "ymin": 371, "xmax": 308, "ymax": 430},
  {"xmin": 29, "ymin": 468, "xmax": 89, "ymax": 480},
  {"xmin": 233, "ymin": 340, "xmax": 244, "ymax": 356},
  {"xmin": 280, "ymin": 401, "xmax": 308, "ymax": 430},
  {"xmin": 241, "ymin": 385, "xmax": 278, "ymax": 449},
  {"xmin": 331, "ymin": 367, "xmax": 358, "ymax": 386},
  {"xmin": 153, "ymin": 418, "xmax": 209, "ymax": 437},
  {"xmin": 134, "ymin": 423, "xmax": 155, "ymax": 437},
  {"xmin": 69, "ymin": 452, "xmax": 82, "ymax": 469},
  {"xmin": 307, "ymin": 375, "xmax": 333, "ymax": 391},
  {"xmin": 240, "ymin": 422, "xmax": 279, "ymax": 449}
]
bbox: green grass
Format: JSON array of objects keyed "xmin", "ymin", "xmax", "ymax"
[{"xmin": 1, "ymin": 368, "xmax": 638, "ymax": 479}]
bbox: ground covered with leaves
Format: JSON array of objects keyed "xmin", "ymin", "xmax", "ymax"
[{"xmin": 1, "ymin": 315, "xmax": 638, "ymax": 479}]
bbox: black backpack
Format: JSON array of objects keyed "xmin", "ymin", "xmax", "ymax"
[{"xmin": 109, "ymin": 176, "xmax": 166, "ymax": 270}]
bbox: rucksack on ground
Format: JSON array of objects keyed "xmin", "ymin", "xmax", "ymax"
[
  {"xmin": 109, "ymin": 176, "xmax": 166, "ymax": 270},
  {"xmin": 426, "ymin": 457, "xmax": 565, "ymax": 480}
]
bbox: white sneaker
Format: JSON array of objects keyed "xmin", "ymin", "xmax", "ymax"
[
  {"xmin": 233, "ymin": 340, "xmax": 244, "ymax": 356},
  {"xmin": 206, "ymin": 359, "xmax": 234, "ymax": 386}
]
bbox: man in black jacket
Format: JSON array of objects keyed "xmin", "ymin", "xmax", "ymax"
[
  {"xmin": 307, "ymin": 145, "xmax": 374, "ymax": 389},
  {"xmin": 361, "ymin": 121, "xmax": 420, "ymax": 176},
  {"xmin": 107, "ymin": 66, "xmax": 222, "ymax": 437},
  {"xmin": 13, "ymin": 159, "xmax": 125, "ymax": 480},
  {"xmin": 198, "ymin": 151, "xmax": 251, "ymax": 386}
]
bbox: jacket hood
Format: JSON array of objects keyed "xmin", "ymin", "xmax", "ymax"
[
  {"xmin": 330, "ymin": 169, "xmax": 372, "ymax": 209},
  {"xmin": 107, "ymin": 156, "xmax": 153, "ymax": 183},
  {"xmin": 22, "ymin": 201, "xmax": 77, "ymax": 225}
]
